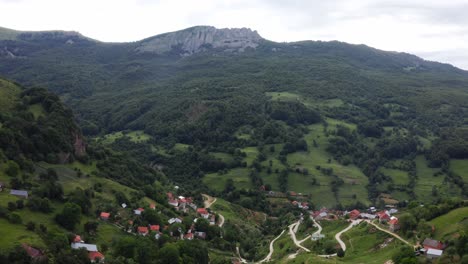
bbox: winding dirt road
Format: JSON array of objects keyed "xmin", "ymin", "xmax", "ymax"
[
  {"xmin": 289, "ymin": 221, "xmax": 311, "ymax": 252},
  {"xmin": 202, "ymin": 194, "xmax": 225, "ymax": 227},
  {"xmin": 258, "ymin": 230, "xmax": 286, "ymax": 263},
  {"xmin": 367, "ymin": 221, "xmax": 414, "ymax": 247}
]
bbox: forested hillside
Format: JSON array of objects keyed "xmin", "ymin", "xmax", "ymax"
[{"xmin": 1, "ymin": 25, "xmax": 468, "ymax": 216}]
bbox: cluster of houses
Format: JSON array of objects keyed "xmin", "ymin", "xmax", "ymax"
[
  {"xmin": 97, "ymin": 192, "xmax": 215, "ymax": 243},
  {"xmin": 70, "ymin": 235, "xmax": 105, "ymax": 263},
  {"xmin": 311, "ymin": 207, "xmax": 401, "ymax": 231},
  {"xmin": 291, "ymin": 200, "xmax": 310, "ymax": 210}
]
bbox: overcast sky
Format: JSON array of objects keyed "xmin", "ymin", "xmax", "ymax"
[{"xmin": 1, "ymin": 0, "xmax": 468, "ymax": 69}]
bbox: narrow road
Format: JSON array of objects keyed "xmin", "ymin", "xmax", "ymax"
[
  {"xmin": 311, "ymin": 218, "xmax": 323, "ymax": 237},
  {"xmin": 367, "ymin": 221, "xmax": 414, "ymax": 247},
  {"xmin": 202, "ymin": 194, "xmax": 217, "ymax": 208},
  {"xmin": 236, "ymin": 246, "xmax": 248, "ymax": 263},
  {"xmin": 218, "ymin": 213, "xmax": 225, "ymax": 227},
  {"xmin": 202, "ymin": 194, "xmax": 224, "ymax": 227},
  {"xmin": 288, "ymin": 221, "xmax": 311, "ymax": 252},
  {"xmin": 258, "ymin": 230, "xmax": 286, "ymax": 263},
  {"xmin": 335, "ymin": 220, "xmax": 359, "ymax": 251}
]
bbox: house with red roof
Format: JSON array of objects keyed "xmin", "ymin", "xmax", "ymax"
[
  {"xmin": 197, "ymin": 208, "xmax": 210, "ymax": 219},
  {"xmin": 100, "ymin": 212, "xmax": 110, "ymax": 220},
  {"xmin": 348, "ymin": 209, "xmax": 360, "ymax": 220},
  {"xmin": 73, "ymin": 235, "xmax": 84, "ymax": 243},
  {"xmin": 389, "ymin": 218, "xmax": 400, "ymax": 232},
  {"xmin": 423, "ymin": 238, "xmax": 445, "ymax": 250},
  {"xmin": 149, "ymin": 225, "xmax": 160, "ymax": 232},
  {"xmin": 377, "ymin": 211, "xmax": 390, "ymax": 223},
  {"xmin": 184, "ymin": 232, "xmax": 194, "ymax": 240},
  {"xmin": 138, "ymin": 226, "xmax": 149, "ymax": 236},
  {"xmin": 89, "ymin": 251, "xmax": 105, "ymax": 263}
]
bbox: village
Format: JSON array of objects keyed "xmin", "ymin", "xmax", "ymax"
[
  {"xmin": 4, "ymin": 185, "xmax": 448, "ymax": 263},
  {"xmin": 289, "ymin": 197, "xmax": 446, "ymax": 261}
]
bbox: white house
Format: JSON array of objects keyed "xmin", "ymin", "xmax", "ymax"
[{"xmin": 427, "ymin": 249, "xmax": 443, "ymax": 259}]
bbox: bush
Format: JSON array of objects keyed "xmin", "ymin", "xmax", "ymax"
[{"xmin": 9, "ymin": 213, "xmax": 22, "ymax": 224}]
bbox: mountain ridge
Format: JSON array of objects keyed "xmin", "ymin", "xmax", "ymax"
[{"xmin": 0, "ymin": 25, "xmax": 466, "ymax": 72}]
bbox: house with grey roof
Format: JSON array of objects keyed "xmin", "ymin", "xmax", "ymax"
[
  {"xmin": 71, "ymin": 243, "xmax": 98, "ymax": 252},
  {"xmin": 427, "ymin": 248, "xmax": 443, "ymax": 259},
  {"xmin": 10, "ymin": 189, "xmax": 28, "ymax": 199}
]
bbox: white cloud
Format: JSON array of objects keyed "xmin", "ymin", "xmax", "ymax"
[{"xmin": 0, "ymin": 0, "xmax": 467, "ymax": 69}]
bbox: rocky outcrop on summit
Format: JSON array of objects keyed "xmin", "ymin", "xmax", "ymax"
[{"xmin": 136, "ymin": 26, "xmax": 263, "ymax": 55}]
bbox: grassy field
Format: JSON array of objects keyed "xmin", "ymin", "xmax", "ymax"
[
  {"xmin": 100, "ymin": 130, "xmax": 152, "ymax": 144},
  {"xmin": 339, "ymin": 222, "xmax": 405, "ymax": 263},
  {"xmin": 379, "ymin": 168, "xmax": 410, "ymax": 185},
  {"xmin": 451, "ymin": 159, "xmax": 468, "ymax": 182},
  {"xmin": 429, "ymin": 207, "xmax": 468, "ymax": 240},
  {"xmin": 28, "ymin": 104, "xmax": 46, "ymax": 119},
  {"xmin": 265, "ymin": 92, "xmax": 344, "ymax": 108},
  {"xmin": 271, "ymin": 231, "xmax": 297, "ymax": 261},
  {"xmin": 211, "ymin": 197, "xmax": 264, "ymax": 225},
  {"xmin": 0, "ymin": 218, "xmax": 45, "ymax": 250},
  {"xmin": 173, "ymin": 143, "xmax": 190, "ymax": 152},
  {"xmin": 210, "ymin": 152, "xmax": 235, "ymax": 164},
  {"xmin": 286, "ymin": 121, "xmax": 369, "ymax": 207},
  {"xmin": 414, "ymin": 155, "xmax": 446, "ymax": 202},
  {"xmin": 320, "ymin": 220, "xmax": 349, "ymax": 238},
  {"xmin": 241, "ymin": 147, "xmax": 259, "ymax": 167},
  {"xmin": 203, "ymin": 168, "xmax": 252, "ymax": 191}
]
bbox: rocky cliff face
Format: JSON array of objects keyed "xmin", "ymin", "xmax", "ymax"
[{"xmin": 136, "ymin": 26, "xmax": 263, "ymax": 55}]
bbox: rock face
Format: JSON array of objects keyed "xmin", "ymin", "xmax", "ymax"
[{"xmin": 136, "ymin": 26, "xmax": 263, "ymax": 55}]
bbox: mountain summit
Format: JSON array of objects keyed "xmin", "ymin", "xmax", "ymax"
[{"xmin": 136, "ymin": 26, "xmax": 263, "ymax": 55}]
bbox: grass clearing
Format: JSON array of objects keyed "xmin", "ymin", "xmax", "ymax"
[
  {"xmin": 430, "ymin": 207, "xmax": 468, "ymax": 240},
  {"xmin": 0, "ymin": 218, "xmax": 45, "ymax": 250},
  {"xmin": 286, "ymin": 121, "xmax": 369, "ymax": 207},
  {"xmin": 173, "ymin": 143, "xmax": 190, "ymax": 152},
  {"xmin": 99, "ymin": 130, "xmax": 151, "ymax": 144},
  {"xmin": 451, "ymin": 159, "xmax": 468, "ymax": 182},
  {"xmin": 28, "ymin": 104, "xmax": 46, "ymax": 119},
  {"xmin": 241, "ymin": 147, "xmax": 259, "ymax": 166},
  {"xmin": 272, "ymin": 231, "xmax": 297, "ymax": 261},
  {"xmin": 340, "ymin": 222, "xmax": 405, "ymax": 263},
  {"xmin": 210, "ymin": 152, "xmax": 235, "ymax": 164},
  {"xmin": 379, "ymin": 168, "xmax": 409, "ymax": 185},
  {"xmin": 204, "ymin": 168, "xmax": 251, "ymax": 191},
  {"xmin": 414, "ymin": 155, "xmax": 445, "ymax": 202}
]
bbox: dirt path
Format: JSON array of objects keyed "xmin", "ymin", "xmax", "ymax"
[
  {"xmin": 289, "ymin": 221, "xmax": 311, "ymax": 252},
  {"xmin": 367, "ymin": 221, "xmax": 414, "ymax": 247},
  {"xmin": 236, "ymin": 246, "xmax": 248, "ymax": 263},
  {"xmin": 202, "ymin": 194, "xmax": 225, "ymax": 227},
  {"xmin": 311, "ymin": 218, "xmax": 323, "ymax": 237},
  {"xmin": 202, "ymin": 194, "xmax": 216, "ymax": 208},
  {"xmin": 258, "ymin": 230, "xmax": 286, "ymax": 263},
  {"xmin": 218, "ymin": 213, "xmax": 225, "ymax": 227},
  {"xmin": 335, "ymin": 220, "xmax": 359, "ymax": 251}
]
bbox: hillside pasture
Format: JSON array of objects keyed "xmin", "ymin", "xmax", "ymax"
[{"xmin": 430, "ymin": 207, "xmax": 468, "ymax": 240}]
